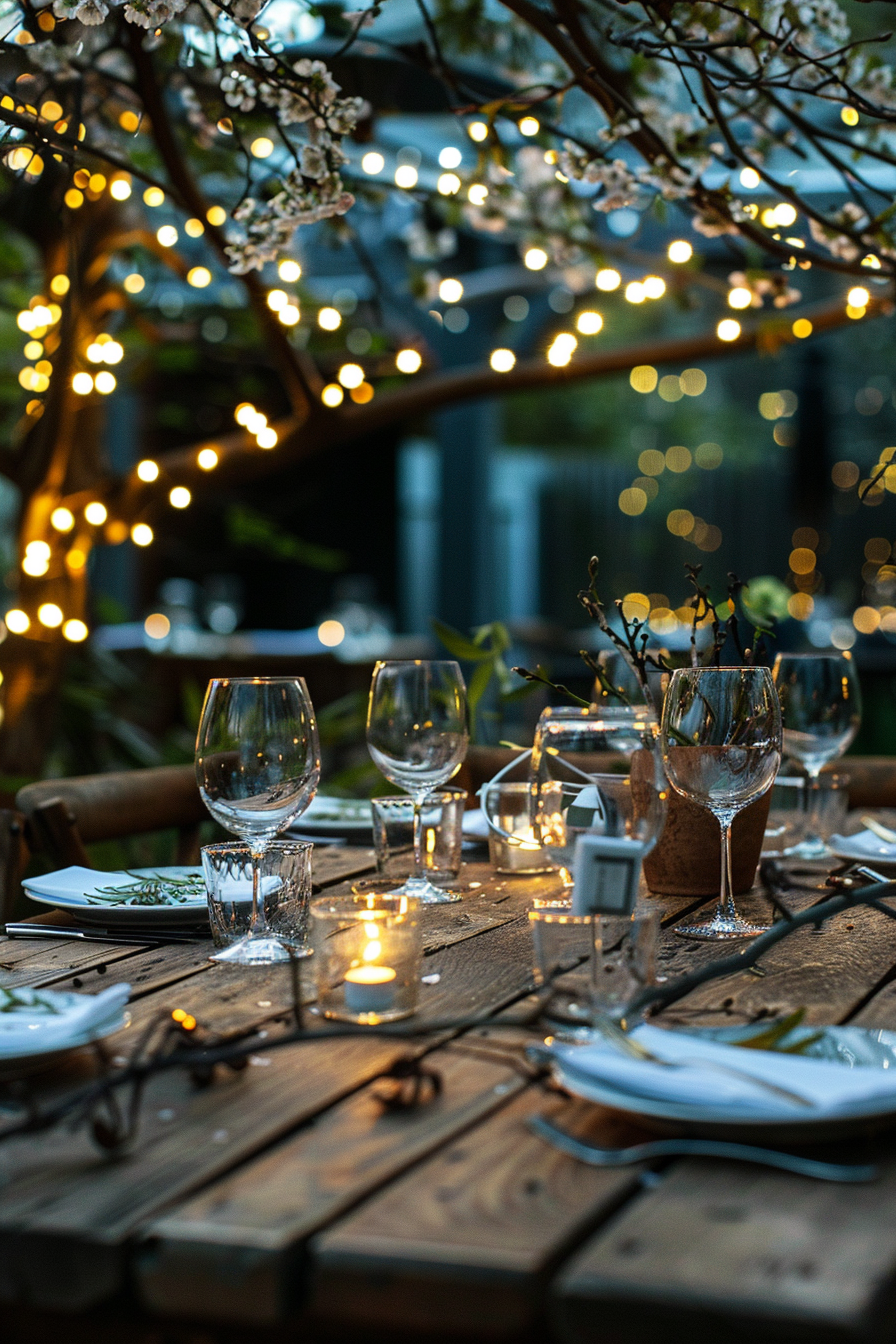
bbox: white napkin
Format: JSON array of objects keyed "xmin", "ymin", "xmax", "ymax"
[
  {"xmin": 0, "ymin": 983, "xmax": 131, "ymax": 1055},
  {"xmin": 829, "ymin": 831, "xmax": 896, "ymax": 861},
  {"xmin": 23, "ymin": 866, "xmax": 206, "ymax": 905},
  {"xmin": 552, "ymin": 1024, "xmax": 896, "ymax": 1119}
]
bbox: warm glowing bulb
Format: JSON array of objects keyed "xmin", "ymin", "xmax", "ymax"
[
  {"xmin": 22, "ymin": 553, "xmax": 49, "ymax": 577},
  {"xmin": 739, "ymin": 167, "xmax": 761, "ymax": 189},
  {"xmin": 667, "ymin": 239, "xmax": 692, "ymax": 264},
  {"xmin": 185, "ymin": 217, "xmax": 204, "ymax": 237},
  {"xmin": 439, "ymin": 277, "xmax": 464, "ymax": 303},
  {"xmin": 576, "ymin": 310, "xmax": 603, "ymax": 335},
  {"xmin": 206, "ymin": 205, "xmax": 227, "ymax": 226},
  {"xmin": 94, "ymin": 371, "xmax": 116, "ymax": 394},
  {"xmin": 197, "ymin": 447, "xmax": 218, "ymax": 470},
  {"xmin": 169, "ymin": 486, "xmax": 191, "ymax": 508},
  {"xmin": 51, "ymin": 507, "xmax": 74, "ymax": 532},
  {"xmin": 642, "ymin": 275, "xmax": 666, "ymax": 299},
  {"xmin": 62, "ymin": 618, "xmax": 88, "ymax": 642},
  {"xmin": 143, "ymin": 186, "xmax": 165, "ymax": 206},
  {"xmin": 468, "ymin": 121, "xmax": 488, "ymax": 141},
  {"xmin": 338, "ymin": 363, "xmax": 364, "ymax": 389},
  {"xmin": 396, "ymin": 348, "xmax": 422, "ymax": 373},
  {"xmin": 394, "ymin": 164, "xmax": 418, "ymax": 189},
  {"xmin": 848, "ymin": 286, "xmax": 870, "ymax": 308},
  {"xmin": 792, "ymin": 317, "xmax": 813, "ymax": 338},
  {"xmin": 467, "ymin": 183, "xmax": 488, "ymax": 205},
  {"xmin": 279, "ymin": 304, "xmax": 300, "ymax": 325},
  {"xmin": 256, "ymin": 427, "xmax": 278, "ymax": 448},
  {"xmin": 144, "ymin": 612, "xmax": 171, "ymax": 640},
  {"xmin": 156, "ymin": 225, "xmax": 178, "ymax": 247},
  {"xmin": 439, "ymin": 147, "xmax": 462, "ymax": 168},
  {"xmin": 728, "ymin": 286, "xmax": 752, "ymax": 309},
  {"xmin": 131, "ymin": 523, "xmax": 153, "ymax": 546},
  {"xmin": 596, "ymin": 268, "xmax": 621, "ymax": 291},
  {"xmin": 624, "ymin": 281, "xmax": 645, "ymax": 303},
  {"xmin": 321, "ymin": 383, "xmax": 344, "ymax": 407},
  {"xmin": 361, "ymin": 151, "xmax": 385, "ymax": 174},
  {"xmin": 37, "ymin": 602, "xmax": 63, "ymax": 628},
  {"xmin": 6, "ymin": 609, "xmax": 30, "ymax": 633},
  {"xmin": 518, "ymin": 116, "xmax": 539, "ymax": 136},
  {"xmin": 524, "ymin": 247, "xmax": 548, "ymax": 271},
  {"xmin": 318, "ymin": 307, "xmax": 341, "ymax": 330},
  {"xmin": 123, "ymin": 273, "xmax": 145, "ymax": 294},
  {"xmin": 110, "ymin": 177, "xmax": 131, "ymax": 200},
  {"xmin": 137, "ymin": 459, "xmax": 160, "ymax": 482},
  {"xmin": 717, "ymin": 318, "xmax": 741, "ymax": 342},
  {"xmin": 437, "ymin": 172, "xmax": 461, "ymax": 195},
  {"xmin": 251, "ymin": 136, "xmax": 274, "ymax": 158},
  {"xmin": 188, "ymin": 266, "xmax": 212, "ymax": 288},
  {"xmin": 490, "ymin": 348, "xmax": 515, "ymax": 372},
  {"xmin": 841, "ymin": 106, "xmax": 859, "ymax": 126},
  {"xmin": 318, "ymin": 619, "xmax": 345, "ymax": 647},
  {"xmin": 278, "ymin": 260, "xmax": 301, "ymax": 282},
  {"xmin": 774, "ymin": 202, "xmax": 797, "ymax": 227},
  {"xmin": 85, "ymin": 501, "xmax": 107, "ymax": 525},
  {"xmin": 267, "ymin": 289, "xmax": 288, "ymax": 311},
  {"xmin": 50, "ymin": 274, "xmax": 70, "ymax": 296}
]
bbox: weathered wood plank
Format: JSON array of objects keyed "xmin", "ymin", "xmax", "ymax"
[
  {"xmin": 308, "ymin": 1094, "xmax": 644, "ymax": 1339},
  {"xmin": 136, "ymin": 1045, "xmax": 528, "ymax": 1324},
  {"xmin": 554, "ymin": 1156, "xmax": 896, "ymax": 1344}
]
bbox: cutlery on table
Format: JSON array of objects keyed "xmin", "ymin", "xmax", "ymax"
[
  {"xmin": 4, "ymin": 923, "xmax": 208, "ymax": 945},
  {"xmin": 529, "ymin": 1114, "xmax": 878, "ymax": 1183}
]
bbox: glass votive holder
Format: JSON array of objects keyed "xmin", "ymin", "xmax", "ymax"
[
  {"xmin": 529, "ymin": 905, "xmax": 598, "ymax": 1036},
  {"xmin": 310, "ymin": 892, "xmax": 422, "ymax": 1023},
  {"xmin": 484, "ymin": 781, "xmax": 566, "ymax": 874},
  {"xmin": 762, "ymin": 773, "xmax": 848, "ymax": 857},
  {"xmin": 201, "ymin": 840, "xmax": 313, "ymax": 953},
  {"xmin": 371, "ymin": 789, "xmax": 466, "ymax": 882},
  {"xmin": 592, "ymin": 911, "xmax": 660, "ymax": 1026}
]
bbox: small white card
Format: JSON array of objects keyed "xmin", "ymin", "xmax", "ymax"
[{"xmin": 571, "ymin": 834, "xmax": 646, "ymax": 916}]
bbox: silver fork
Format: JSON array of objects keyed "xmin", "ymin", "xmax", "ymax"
[{"xmin": 529, "ymin": 1114, "xmax": 878, "ymax": 1182}]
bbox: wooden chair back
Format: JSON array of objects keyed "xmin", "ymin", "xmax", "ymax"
[{"xmin": 0, "ymin": 765, "xmax": 207, "ymax": 921}]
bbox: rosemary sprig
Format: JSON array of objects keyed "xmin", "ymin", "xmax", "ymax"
[
  {"xmin": 0, "ymin": 988, "xmax": 63, "ymax": 1015},
  {"xmin": 89, "ymin": 871, "xmax": 207, "ymax": 907}
]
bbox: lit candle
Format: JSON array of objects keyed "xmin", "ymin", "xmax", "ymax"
[{"xmin": 343, "ymin": 965, "xmax": 398, "ymax": 1013}]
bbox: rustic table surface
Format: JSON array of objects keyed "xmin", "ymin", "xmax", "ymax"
[{"xmin": 3, "ymin": 841, "xmax": 896, "ymax": 1344}]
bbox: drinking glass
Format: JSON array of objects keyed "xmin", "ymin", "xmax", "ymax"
[
  {"xmin": 195, "ymin": 677, "xmax": 320, "ymax": 964},
  {"xmin": 366, "ymin": 660, "xmax": 468, "ymax": 903},
  {"xmin": 772, "ymin": 651, "xmax": 861, "ymax": 856},
  {"xmin": 661, "ymin": 666, "xmax": 781, "ymax": 941}
]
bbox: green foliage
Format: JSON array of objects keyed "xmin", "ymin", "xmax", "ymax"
[
  {"xmin": 433, "ymin": 619, "xmax": 535, "ymax": 743},
  {"xmin": 225, "ymin": 504, "xmax": 348, "ymax": 572}
]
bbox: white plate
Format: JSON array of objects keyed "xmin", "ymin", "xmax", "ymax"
[
  {"xmin": 0, "ymin": 984, "xmax": 131, "ymax": 1073},
  {"xmin": 828, "ymin": 831, "xmax": 896, "ymax": 866},
  {"xmin": 23, "ymin": 865, "xmax": 209, "ymax": 928},
  {"xmin": 545, "ymin": 1025, "xmax": 896, "ymax": 1140},
  {"xmin": 290, "ymin": 796, "xmax": 373, "ymax": 839}
]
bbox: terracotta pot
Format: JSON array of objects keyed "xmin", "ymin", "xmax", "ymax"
[{"xmin": 633, "ymin": 749, "xmax": 772, "ymax": 897}]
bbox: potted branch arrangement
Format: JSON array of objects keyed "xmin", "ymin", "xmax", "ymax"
[{"xmin": 514, "ymin": 559, "xmax": 776, "ymax": 896}]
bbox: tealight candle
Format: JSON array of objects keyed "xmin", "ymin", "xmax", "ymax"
[{"xmin": 343, "ymin": 965, "xmax": 398, "ymax": 1013}]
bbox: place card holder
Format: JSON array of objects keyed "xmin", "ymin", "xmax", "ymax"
[{"xmin": 570, "ymin": 834, "xmax": 646, "ymax": 917}]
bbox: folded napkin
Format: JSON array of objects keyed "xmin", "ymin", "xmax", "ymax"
[
  {"xmin": 552, "ymin": 1023, "xmax": 896, "ymax": 1120},
  {"xmin": 829, "ymin": 830, "xmax": 896, "ymax": 862},
  {"xmin": 24, "ymin": 866, "xmax": 206, "ymax": 905},
  {"xmin": 0, "ymin": 983, "xmax": 131, "ymax": 1055}
]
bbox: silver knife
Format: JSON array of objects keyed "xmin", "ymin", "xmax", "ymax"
[{"xmin": 4, "ymin": 923, "xmax": 208, "ymax": 945}]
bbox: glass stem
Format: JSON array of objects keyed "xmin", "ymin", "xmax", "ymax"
[
  {"xmin": 805, "ymin": 768, "xmax": 821, "ymax": 838},
  {"xmin": 716, "ymin": 809, "xmax": 738, "ymax": 926},
  {"xmin": 249, "ymin": 842, "xmax": 268, "ymax": 938},
  {"xmin": 412, "ymin": 795, "xmax": 425, "ymax": 880}
]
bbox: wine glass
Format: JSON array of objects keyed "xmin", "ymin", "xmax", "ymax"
[
  {"xmin": 661, "ymin": 666, "xmax": 782, "ymax": 941},
  {"xmin": 772, "ymin": 652, "xmax": 861, "ymax": 856},
  {"xmin": 195, "ymin": 677, "xmax": 320, "ymax": 964},
  {"xmin": 367, "ymin": 661, "xmax": 468, "ymax": 903}
]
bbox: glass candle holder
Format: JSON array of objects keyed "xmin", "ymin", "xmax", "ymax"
[
  {"xmin": 529, "ymin": 905, "xmax": 598, "ymax": 1038},
  {"xmin": 201, "ymin": 839, "xmax": 313, "ymax": 953},
  {"xmin": 483, "ymin": 780, "xmax": 566, "ymax": 874},
  {"xmin": 371, "ymin": 789, "xmax": 466, "ymax": 882},
  {"xmin": 310, "ymin": 892, "xmax": 422, "ymax": 1023}
]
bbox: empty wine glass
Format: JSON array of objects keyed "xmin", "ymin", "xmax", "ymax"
[
  {"xmin": 195, "ymin": 677, "xmax": 320, "ymax": 964},
  {"xmin": 367, "ymin": 661, "xmax": 468, "ymax": 903},
  {"xmin": 661, "ymin": 666, "xmax": 782, "ymax": 941},
  {"xmin": 772, "ymin": 651, "xmax": 861, "ymax": 856}
]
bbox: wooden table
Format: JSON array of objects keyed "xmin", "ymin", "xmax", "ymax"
[{"xmin": 4, "ymin": 845, "xmax": 896, "ymax": 1344}]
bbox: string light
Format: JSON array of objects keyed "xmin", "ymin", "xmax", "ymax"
[
  {"xmin": 596, "ymin": 268, "xmax": 621, "ymax": 291},
  {"xmin": 279, "ymin": 304, "xmax": 300, "ymax": 325},
  {"xmin": 717, "ymin": 318, "xmax": 741, "ymax": 341},
  {"xmin": 547, "ymin": 333, "xmax": 576, "ymax": 367},
  {"xmin": 848, "ymin": 286, "xmax": 870, "ymax": 308},
  {"xmin": 257, "ymin": 427, "xmax": 278, "ymax": 448},
  {"xmin": 156, "ymin": 225, "xmax": 178, "ymax": 247},
  {"xmin": 361, "ymin": 151, "xmax": 384, "ymax": 174},
  {"xmin": 51, "ymin": 507, "xmax": 74, "ymax": 532},
  {"xmin": 318, "ymin": 307, "xmax": 341, "ymax": 330},
  {"xmin": 841, "ymin": 106, "xmax": 859, "ymax": 126},
  {"xmin": 278, "ymin": 260, "xmax": 301, "ymax": 282},
  {"xmin": 490, "ymin": 348, "xmax": 515, "ymax": 372},
  {"xmin": 188, "ymin": 267, "xmax": 212, "ymax": 288},
  {"xmin": 109, "ymin": 176, "xmax": 131, "ymax": 200},
  {"xmin": 642, "ymin": 276, "xmax": 666, "ymax": 299},
  {"xmin": 728, "ymin": 286, "xmax": 752, "ymax": 309},
  {"xmin": 468, "ymin": 121, "xmax": 488, "ymax": 141},
  {"xmin": 137, "ymin": 459, "xmax": 159, "ymax": 482},
  {"xmin": 667, "ymin": 240, "xmax": 692, "ymax": 263},
  {"xmin": 321, "ymin": 384, "xmax": 344, "ymax": 407},
  {"xmin": 739, "ymin": 166, "xmax": 761, "ymax": 189},
  {"xmin": 437, "ymin": 173, "xmax": 461, "ymax": 195},
  {"xmin": 439, "ymin": 147, "xmax": 462, "ymax": 169},
  {"xmin": 143, "ymin": 187, "xmax": 165, "ymax": 206},
  {"xmin": 524, "ymin": 247, "xmax": 548, "ymax": 271},
  {"xmin": 95, "ymin": 371, "xmax": 116, "ymax": 394},
  {"xmin": 123, "ymin": 274, "xmax": 145, "ymax": 294},
  {"xmin": 467, "ymin": 183, "xmax": 488, "ymax": 205},
  {"xmin": 62, "ymin": 618, "xmax": 88, "ymax": 642},
  {"xmin": 394, "ymin": 165, "xmax": 418, "ymax": 189},
  {"xmin": 185, "ymin": 218, "xmax": 205, "ymax": 237},
  {"xmin": 576, "ymin": 311, "xmax": 603, "ymax": 335},
  {"xmin": 169, "ymin": 487, "xmax": 191, "ymax": 508},
  {"xmin": 50, "ymin": 275, "xmax": 69, "ymax": 296},
  {"xmin": 250, "ymin": 137, "xmax": 274, "ymax": 158},
  {"xmin": 85, "ymin": 501, "xmax": 108, "ymax": 525},
  {"xmin": 197, "ymin": 448, "xmax": 219, "ymax": 470},
  {"xmin": 396, "ymin": 349, "xmax": 422, "ymax": 373},
  {"xmin": 625, "ymin": 281, "xmax": 645, "ymax": 303},
  {"xmin": 439, "ymin": 278, "xmax": 463, "ymax": 303},
  {"xmin": 338, "ymin": 363, "xmax": 364, "ymax": 389},
  {"xmin": 518, "ymin": 116, "xmax": 539, "ymax": 136},
  {"xmin": 267, "ymin": 289, "xmax": 288, "ymax": 311},
  {"xmin": 6, "ymin": 610, "xmax": 29, "ymax": 634},
  {"xmin": 131, "ymin": 523, "xmax": 153, "ymax": 546},
  {"xmin": 144, "ymin": 613, "xmax": 170, "ymax": 639},
  {"xmin": 793, "ymin": 318, "xmax": 813, "ymax": 338},
  {"xmin": 72, "ymin": 372, "xmax": 93, "ymax": 395},
  {"xmin": 207, "ymin": 205, "xmax": 227, "ymax": 226},
  {"xmin": 37, "ymin": 602, "xmax": 63, "ymax": 628}
]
